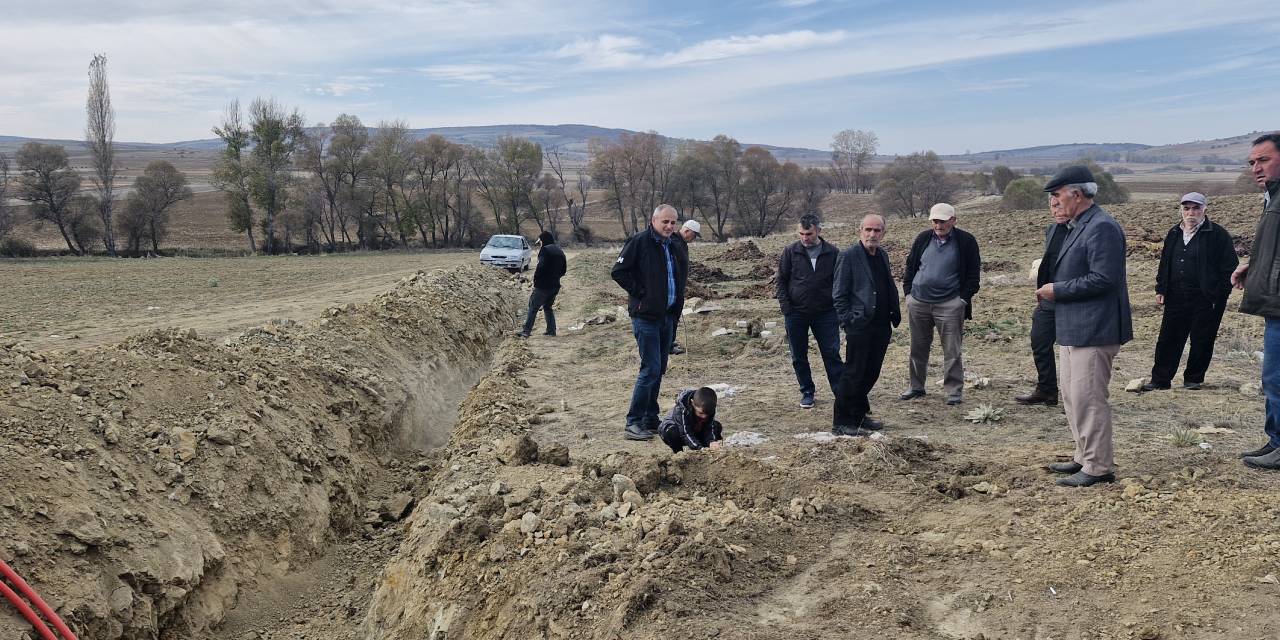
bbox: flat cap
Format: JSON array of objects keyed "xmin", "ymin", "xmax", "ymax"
[
  {"xmin": 1043, "ymin": 165, "xmax": 1096, "ymax": 193},
  {"xmin": 1180, "ymin": 192, "xmax": 1207, "ymax": 207}
]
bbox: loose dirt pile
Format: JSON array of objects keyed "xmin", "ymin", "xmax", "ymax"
[{"xmin": 0, "ymin": 266, "xmax": 521, "ymax": 639}]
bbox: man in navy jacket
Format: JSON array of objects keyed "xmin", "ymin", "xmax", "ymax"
[
  {"xmin": 611, "ymin": 205, "xmax": 688, "ymax": 441},
  {"xmin": 776, "ymin": 214, "xmax": 842, "ymax": 410}
]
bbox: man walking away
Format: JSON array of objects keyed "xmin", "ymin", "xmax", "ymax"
[
  {"xmin": 612, "ymin": 205, "xmax": 688, "ymax": 441},
  {"xmin": 777, "ymin": 214, "xmax": 843, "ymax": 409},
  {"xmin": 1235, "ymin": 133, "xmax": 1280, "ymax": 470},
  {"xmin": 899, "ymin": 203, "xmax": 981, "ymax": 406},
  {"xmin": 1142, "ymin": 192, "xmax": 1237, "ymax": 392},
  {"xmin": 832, "ymin": 215, "xmax": 900, "ymax": 435},
  {"xmin": 1035, "ymin": 165, "xmax": 1132, "ymax": 488},
  {"xmin": 518, "ymin": 231, "xmax": 567, "ymax": 338}
]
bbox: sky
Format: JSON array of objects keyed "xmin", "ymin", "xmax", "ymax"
[{"xmin": 1, "ymin": 0, "xmax": 1278, "ymax": 154}]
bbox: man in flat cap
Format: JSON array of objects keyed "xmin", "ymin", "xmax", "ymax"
[
  {"xmin": 669, "ymin": 219, "xmax": 702, "ymax": 355},
  {"xmin": 1036, "ymin": 165, "xmax": 1132, "ymax": 487},
  {"xmin": 1141, "ymin": 192, "xmax": 1237, "ymax": 392},
  {"xmin": 900, "ymin": 202, "xmax": 981, "ymax": 406},
  {"xmin": 1235, "ymin": 133, "xmax": 1280, "ymax": 470}
]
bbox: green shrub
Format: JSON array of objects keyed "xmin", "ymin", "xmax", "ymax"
[
  {"xmin": 0, "ymin": 237, "xmax": 36, "ymax": 257},
  {"xmin": 1001, "ymin": 177, "xmax": 1044, "ymax": 211}
]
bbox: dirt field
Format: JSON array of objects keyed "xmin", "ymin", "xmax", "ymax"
[{"xmin": 3, "ymin": 192, "xmax": 1280, "ymax": 639}]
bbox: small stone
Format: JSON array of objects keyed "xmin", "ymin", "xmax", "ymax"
[
  {"xmin": 969, "ymin": 481, "xmax": 994, "ymax": 494},
  {"xmin": 1125, "ymin": 378, "xmax": 1145, "ymax": 393},
  {"xmin": 170, "ymin": 428, "xmax": 198, "ymax": 462},
  {"xmin": 489, "ymin": 481, "xmax": 508, "ymax": 496},
  {"xmin": 600, "ymin": 505, "xmax": 618, "ymax": 521},
  {"xmin": 1257, "ymin": 573, "xmax": 1279, "ymax": 584},
  {"xmin": 108, "ymin": 585, "xmax": 133, "ymax": 613},
  {"xmin": 520, "ymin": 512, "xmax": 541, "ymax": 534},
  {"xmin": 611, "ymin": 474, "xmax": 637, "ymax": 501},
  {"xmin": 621, "ymin": 490, "xmax": 645, "ymax": 509},
  {"xmin": 618, "ymin": 502, "xmax": 633, "ymax": 518}
]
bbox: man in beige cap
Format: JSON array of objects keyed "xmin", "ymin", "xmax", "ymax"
[
  {"xmin": 899, "ymin": 202, "xmax": 982, "ymax": 405},
  {"xmin": 670, "ymin": 219, "xmax": 702, "ymax": 355},
  {"xmin": 1141, "ymin": 192, "xmax": 1237, "ymax": 392}
]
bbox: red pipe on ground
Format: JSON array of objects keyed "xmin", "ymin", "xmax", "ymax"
[
  {"xmin": 0, "ymin": 559, "xmax": 78, "ymax": 640},
  {"xmin": 0, "ymin": 577, "xmax": 57, "ymax": 640}
]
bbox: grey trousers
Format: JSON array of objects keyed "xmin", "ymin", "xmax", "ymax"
[
  {"xmin": 1060, "ymin": 344, "xmax": 1120, "ymax": 476},
  {"xmin": 906, "ymin": 295, "xmax": 966, "ymax": 398}
]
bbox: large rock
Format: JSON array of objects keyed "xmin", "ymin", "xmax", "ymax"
[
  {"xmin": 496, "ymin": 434, "xmax": 539, "ymax": 466},
  {"xmin": 539, "ymin": 441, "xmax": 570, "ymax": 466}
]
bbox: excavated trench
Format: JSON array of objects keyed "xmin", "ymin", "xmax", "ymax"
[{"xmin": 0, "ymin": 266, "xmax": 522, "ymax": 639}]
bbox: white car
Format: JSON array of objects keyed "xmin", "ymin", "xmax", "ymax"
[{"xmin": 479, "ymin": 234, "xmax": 532, "ymax": 272}]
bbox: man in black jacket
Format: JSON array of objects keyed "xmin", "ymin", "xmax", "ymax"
[
  {"xmin": 611, "ymin": 205, "xmax": 688, "ymax": 441},
  {"xmin": 1014, "ymin": 215, "xmax": 1071, "ymax": 407},
  {"xmin": 518, "ymin": 231, "xmax": 568, "ymax": 338},
  {"xmin": 832, "ymin": 214, "xmax": 900, "ymax": 435},
  {"xmin": 1141, "ymin": 192, "xmax": 1238, "ymax": 391},
  {"xmin": 777, "ymin": 214, "xmax": 843, "ymax": 409},
  {"xmin": 899, "ymin": 203, "xmax": 981, "ymax": 406},
  {"xmin": 669, "ymin": 219, "xmax": 702, "ymax": 355}
]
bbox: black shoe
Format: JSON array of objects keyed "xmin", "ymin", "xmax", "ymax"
[
  {"xmin": 1015, "ymin": 390, "xmax": 1058, "ymax": 406},
  {"xmin": 1140, "ymin": 382, "xmax": 1171, "ymax": 392},
  {"xmin": 1047, "ymin": 461, "xmax": 1083, "ymax": 474},
  {"xmin": 832, "ymin": 424, "xmax": 872, "ymax": 437},
  {"xmin": 515, "ymin": 331, "xmax": 530, "ymax": 338},
  {"xmin": 669, "ymin": 342, "xmax": 685, "ymax": 355},
  {"xmin": 1240, "ymin": 443, "xmax": 1277, "ymax": 458},
  {"xmin": 860, "ymin": 417, "xmax": 884, "ymax": 431},
  {"xmin": 1056, "ymin": 471, "xmax": 1115, "ymax": 487},
  {"xmin": 624, "ymin": 424, "xmax": 655, "ymax": 441},
  {"xmin": 899, "ymin": 389, "xmax": 926, "ymax": 401},
  {"xmin": 1182, "ymin": 381, "xmax": 1202, "ymax": 390},
  {"xmin": 946, "ymin": 396, "xmax": 963, "ymax": 406},
  {"xmin": 544, "ymin": 332, "xmax": 557, "ymax": 337},
  {"xmin": 799, "ymin": 392, "xmax": 815, "ymax": 409}
]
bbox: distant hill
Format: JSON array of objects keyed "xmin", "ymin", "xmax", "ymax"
[{"xmin": 944, "ymin": 143, "xmax": 1152, "ymax": 165}]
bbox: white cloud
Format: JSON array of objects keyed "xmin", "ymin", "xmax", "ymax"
[{"xmin": 555, "ymin": 30, "xmax": 845, "ymax": 70}]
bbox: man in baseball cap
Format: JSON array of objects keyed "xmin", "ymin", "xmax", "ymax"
[
  {"xmin": 680, "ymin": 219, "xmax": 702, "ymax": 242},
  {"xmin": 899, "ymin": 202, "xmax": 982, "ymax": 406},
  {"xmin": 670, "ymin": 219, "xmax": 703, "ymax": 355},
  {"xmin": 1141, "ymin": 191, "xmax": 1237, "ymax": 392}
]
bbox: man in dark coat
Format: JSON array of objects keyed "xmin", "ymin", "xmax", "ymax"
[
  {"xmin": 1141, "ymin": 192, "xmax": 1237, "ymax": 392},
  {"xmin": 517, "ymin": 231, "xmax": 568, "ymax": 338},
  {"xmin": 776, "ymin": 214, "xmax": 842, "ymax": 410},
  {"xmin": 899, "ymin": 202, "xmax": 981, "ymax": 405},
  {"xmin": 1235, "ymin": 133, "xmax": 1280, "ymax": 470},
  {"xmin": 611, "ymin": 205, "xmax": 688, "ymax": 441},
  {"xmin": 669, "ymin": 219, "xmax": 702, "ymax": 355},
  {"xmin": 1036, "ymin": 166, "xmax": 1133, "ymax": 488},
  {"xmin": 1014, "ymin": 214, "xmax": 1071, "ymax": 407},
  {"xmin": 658, "ymin": 387, "xmax": 723, "ymax": 453},
  {"xmin": 832, "ymin": 214, "xmax": 900, "ymax": 435}
]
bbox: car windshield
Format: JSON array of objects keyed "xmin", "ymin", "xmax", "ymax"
[{"xmin": 487, "ymin": 237, "xmax": 523, "ymax": 250}]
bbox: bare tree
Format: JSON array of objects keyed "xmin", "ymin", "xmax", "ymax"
[
  {"xmin": 119, "ymin": 160, "xmax": 193, "ymax": 254},
  {"xmin": 85, "ymin": 54, "xmax": 119, "ymax": 256},
  {"xmin": 800, "ymin": 167, "xmax": 830, "ymax": 215},
  {"xmin": 734, "ymin": 147, "xmax": 802, "ymax": 237},
  {"xmin": 329, "ymin": 114, "xmax": 371, "ymax": 249},
  {"xmin": 211, "ymin": 101, "xmax": 256, "ymax": 253},
  {"xmin": 697, "ymin": 135, "xmax": 742, "ymax": 241},
  {"xmin": 369, "ymin": 120, "xmax": 415, "ymax": 247},
  {"xmin": 546, "ymin": 148, "xmax": 591, "ymax": 242},
  {"xmin": 831, "ymin": 129, "xmax": 879, "ymax": 193},
  {"xmin": 0, "ymin": 153, "xmax": 13, "ymax": 242},
  {"xmin": 14, "ymin": 142, "xmax": 91, "ymax": 255}
]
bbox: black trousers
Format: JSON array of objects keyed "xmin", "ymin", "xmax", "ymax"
[
  {"xmin": 522, "ymin": 286, "xmax": 560, "ymax": 335},
  {"xmin": 1150, "ymin": 289, "xmax": 1227, "ymax": 385},
  {"xmin": 833, "ymin": 322, "xmax": 891, "ymax": 426},
  {"xmin": 1030, "ymin": 302, "xmax": 1058, "ymax": 395}
]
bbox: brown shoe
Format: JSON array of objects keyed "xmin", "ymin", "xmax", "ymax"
[{"xmin": 1015, "ymin": 390, "xmax": 1058, "ymax": 406}]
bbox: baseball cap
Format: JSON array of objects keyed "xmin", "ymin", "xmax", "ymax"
[
  {"xmin": 928, "ymin": 203, "xmax": 956, "ymax": 221},
  {"xmin": 681, "ymin": 220, "xmax": 702, "ymax": 238}
]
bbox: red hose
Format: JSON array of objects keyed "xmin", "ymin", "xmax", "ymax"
[
  {"xmin": 0, "ymin": 559, "xmax": 78, "ymax": 640},
  {"xmin": 0, "ymin": 578, "xmax": 57, "ymax": 640}
]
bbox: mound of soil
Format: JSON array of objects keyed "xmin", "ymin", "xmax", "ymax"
[
  {"xmin": 688, "ymin": 260, "xmax": 732, "ymax": 283},
  {"xmin": 0, "ymin": 266, "xmax": 521, "ymax": 639},
  {"xmin": 720, "ymin": 240, "xmax": 766, "ymax": 261}
]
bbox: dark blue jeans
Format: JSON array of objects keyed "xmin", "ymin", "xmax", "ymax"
[
  {"xmin": 1264, "ymin": 318, "xmax": 1280, "ymax": 447},
  {"xmin": 627, "ymin": 314, "xmax": 675, "ymax": 428},
  {"xmin": 785, "ymin": 310, "xmax": 844, "ymax": 396},
  {"xmin": 522, "ymin": 286, "xmax": 559, "ymax": 335}
]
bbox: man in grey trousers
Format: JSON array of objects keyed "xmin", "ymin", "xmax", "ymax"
[
  {"xmin": 1035, "ymin": 165, "xmax": 1133, "ymax": 488},
  {"xmin": 899, "ymin": 202, "xmax": 982, "ymax": 405}
]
